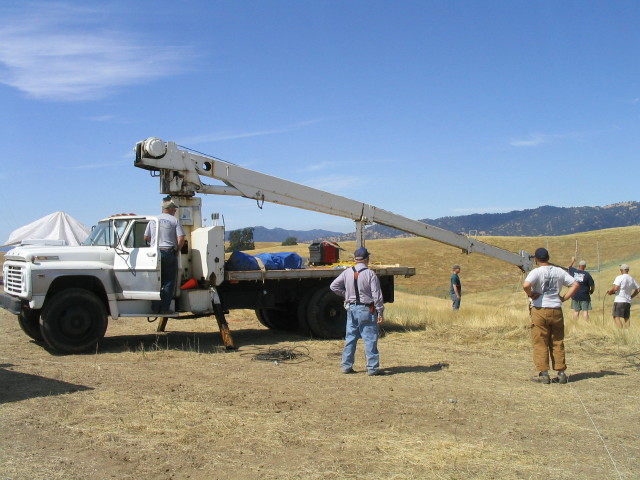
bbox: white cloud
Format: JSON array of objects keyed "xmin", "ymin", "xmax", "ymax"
[
  {"xmin": 304, "ymin": 175, "xmax": 357, "ymax": 193},
  {"xmin": 181, "ymin": 128, "xmax": 299, "ymax": 144},
  {"xmin": 297, "ymin": 161, "xmax": 341, "ymax": 173},
  {"xmin": 0, "ymin": 3, "xmax": 192, "ymax": 101},
  {"xmin": 85, "ymin": 115, "xmax": 117, "ymax": 122},
  {"xmin": 180, "ymin": 119, "xmax": 326, "ymax": 145},
  {"xmin": 296, "ymin": 156, "xmax": 395, "ymax": 174},
  {"xmin": 510, "ymin": 131, "xmax": 583, "ymax": 147},
  {"xmin": 67, "ymin": 160, "xmax": 129, "ymax": 170},
  {"xmin": 509, "ymin": 133, "xmax": 552, "ymax": 147}
]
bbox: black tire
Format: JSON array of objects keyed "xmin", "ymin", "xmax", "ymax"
[
  {"xmin": 296, "ymin": 289, "xmax": 315, "ymax": 336},
  {"xmin": 40, "ymin": 288, "xmax": 108, "ymax": 353},
  {"xmin": 254, "ymin": 306, "xmax": 298, "ymax": 331},
  {"xmin": 255, "ymin": 308, "xmax": 275, "ymax": 329},
  {"xmin": 307, "ymin": 286, "xmax": 346, "ymax": 339},
  {"xmin": 18, "ymin": 307, "xmax": 43, "ymax": 341}
]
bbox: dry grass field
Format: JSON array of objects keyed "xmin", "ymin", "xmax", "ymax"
[{"xmin": 1, "ymin": 228, "xmax": 640, "ymax": 479}]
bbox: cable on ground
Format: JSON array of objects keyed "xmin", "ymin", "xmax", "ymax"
[
  {"xmin": 569, "ymin": 382, "xmax": 623, "ymax": 480},
  {"xmin": 240, "ymin": 346, "xmax": 312, "ymax": 364}
]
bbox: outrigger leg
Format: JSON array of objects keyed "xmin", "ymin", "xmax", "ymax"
[
  {"xmin": 156, "ymin": 317, "xmax": 169, "ymax": 332},
  {"xmin": 155, "ymin": 309, "xmax": 178, "ymax": 332},
  {"xmin": 211, "ymin": 288, "xmax": 235, "ymax": 349}
]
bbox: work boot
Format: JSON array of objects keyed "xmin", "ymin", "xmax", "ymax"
[
  {"xmin": 556, "ymin": 371, "xmax": 568, "ymax": 384},
  {"xmin": 342, "ymin": 368, "xmax": 356, "ymax": 374},
  {"xmin": 367, "ymin": 369, "xmax": 385, "ymax": 376},
  {"xmin": 531, "ymin": 372, "xmax": 550, "ymax": 384}
]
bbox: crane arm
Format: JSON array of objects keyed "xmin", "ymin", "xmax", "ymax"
[{"xmin": 134, "ymin": 138, "xmax": 533, "ymax": 271}]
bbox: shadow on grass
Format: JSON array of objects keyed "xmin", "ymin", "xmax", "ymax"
[
  {"xmin": 0, "ymin": 363, "xmax": 93, "ymax": 404},
  {"xmin": 567, "ymin": 370, "xmax": 627, "ymax": 382},
  {"xmin": 99, "ymin": 327, "xmax": 311, "ymax": 354},
  {"xmin": 382, "ymin": 362, "xmax": 450, "ymax": 376},
  {"xmin": 380, "ymin": 324, "xmax": 427, "ymax": 335}
]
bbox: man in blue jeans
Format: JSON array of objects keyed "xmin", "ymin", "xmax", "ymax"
[
  {"xmin": 330, "ymin": 247, "xmax": 385, "ymax": 376},
  {"xmin": 144, "ymin": 199, "xmax": 186, "ymax": 314},
  {"xmin": 450, "ymin": 265, "xmax": 462, "ymax": 310}
]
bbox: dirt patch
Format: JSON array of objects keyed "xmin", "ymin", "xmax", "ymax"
[{"xmin": 1, "ymin": 309, "xmax": 638, "ymax": 479}]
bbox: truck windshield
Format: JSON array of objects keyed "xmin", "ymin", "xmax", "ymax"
[{"xmin": 83, "ymin": 220, "xmax": 130, "ymax": 246}]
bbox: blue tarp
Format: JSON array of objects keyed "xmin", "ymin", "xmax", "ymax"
[
  {"xmin": 255, "ymin": 252, "xmax": 303, "ymax": 270},
  {"xmin": 226, "ymin": 251, "xmax": 260, "ymax": 271},
  {"xmin": 226, "ymin": 251, "xmax": 303, "ymax": 271}
]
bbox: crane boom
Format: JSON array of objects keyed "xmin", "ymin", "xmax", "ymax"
[{"xmin": 134, "ymin": 138, "xmax": 533, "ymax": 271}]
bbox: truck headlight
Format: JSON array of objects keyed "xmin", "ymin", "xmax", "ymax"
[{"xmin": 32, "ymin": 256, "xmax": 60, "ymax": 262}]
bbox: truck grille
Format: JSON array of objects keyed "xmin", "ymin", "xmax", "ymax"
[{"xmin": 4, "ymin": 264, "xmax": 25, "ymax": 295}]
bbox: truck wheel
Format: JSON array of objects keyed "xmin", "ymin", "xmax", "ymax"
[
  {"xmin": 18, "ymin": 307, "xmax": 43, "ymax": 341},
  {"xmin": 296, "ymin": 289, "xmax": 315, "ymax": 336},
  {"xmin": 307, "ymin": 287, "xmax": 346, "ymax": 339},
  {"xmin": 255, "ymin": 308, "xmax": 275, "ymax": 329},
  {"xmin": 255, "ymin": 307, "xmax": 298, "ymax": 331},
  {"xmin": 41, "ymin": 289, "xmax": 108, "ymax": 353}
]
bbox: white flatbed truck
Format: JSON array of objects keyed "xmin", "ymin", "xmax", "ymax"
[{"xmin": 0, "ymin": 138, "xmax": 533, "ymax": 353}]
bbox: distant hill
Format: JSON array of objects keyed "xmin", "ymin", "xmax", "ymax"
[
  {"xmin": 224, "ymin": 202, "xmax": 640, "ymax": 242},
  {"xmin": 326, "ymin": 202, "xmax": 640, "ymax": 241},
  {"xmin": 225, "ymin": 226, "xmax": 345, "ymax": 243}
]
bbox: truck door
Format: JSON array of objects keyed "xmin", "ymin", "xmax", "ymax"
[{"xmin": 113, "ymin": 219, "xmax": 161, "ymax": 300}]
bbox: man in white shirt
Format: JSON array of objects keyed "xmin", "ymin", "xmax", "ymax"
[
  {"xmin": 606, "ymin": 264, "xmax": 640, "ymax": 328},
  {"xmin": 523, "ymin": 248, "xmax": 579, "ymax": 384}
]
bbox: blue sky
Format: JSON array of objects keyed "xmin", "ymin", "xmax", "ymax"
[{"xmin": 1, "ymin": 1, "xmax": 639, "ymax": 242}]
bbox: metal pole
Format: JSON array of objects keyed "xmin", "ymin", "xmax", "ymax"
[{"xmin": 597, "ymin": 241, "xmax": 601, "ymax": 301}]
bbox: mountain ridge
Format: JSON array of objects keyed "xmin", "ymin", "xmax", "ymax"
[
  {"xmin": 225, "ymin": 226, "xmax": 345, "ymax": 243},
  {"xmin": 233, "ymin": 202, "xmax": 640, "ymax": 242}
]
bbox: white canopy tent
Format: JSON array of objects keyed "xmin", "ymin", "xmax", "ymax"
[{"xmin": 3, "ymin": 211, "xmax": 91, "ymax": 247}]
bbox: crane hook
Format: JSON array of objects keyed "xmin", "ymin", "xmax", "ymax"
[{"xmin": 255, "ymin": 191, "xmax": 265, "ymax": 209}]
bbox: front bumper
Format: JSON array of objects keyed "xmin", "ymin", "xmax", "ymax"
[{"xmin": 0, "ymin": 291, "xmax": 22, "ymax": 315}]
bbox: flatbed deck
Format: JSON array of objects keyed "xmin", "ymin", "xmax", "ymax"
[{"xmin": 224, "ymin": 264, "xmax": 416, "ymax": 282}]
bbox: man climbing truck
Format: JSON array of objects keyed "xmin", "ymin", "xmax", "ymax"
[{"xmin": 0, "ymin": 138, "xmax": 533, "ymax": 354}]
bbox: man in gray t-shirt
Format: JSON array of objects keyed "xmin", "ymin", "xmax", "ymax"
[
  {"xmin": 523, "ymin": 248, "xmax": 579, "ymax": 385},
  {"xmin": 144, "ymin": 199, "xmax": 186, "ymax": 313}
]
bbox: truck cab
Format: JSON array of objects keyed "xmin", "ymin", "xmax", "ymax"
[{"xmin": 1, "ymin": 215, "xmax": 163, "ymax": 352}]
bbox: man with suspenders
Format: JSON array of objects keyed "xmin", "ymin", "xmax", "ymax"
[{"xmin": 330, "ymin": 247, "xmax": 385, "ymax": 376}]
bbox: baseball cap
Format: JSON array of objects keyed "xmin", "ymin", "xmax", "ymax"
[
  {"xmin": 534, "ymin": 247, "xmax": 549, "ymax": 260},
  {"xmin": 578, "ymin": 260, "xmax": 587, "ymax": 267},
  {"xmin": 162, "ymin": 199, "xmax": 177, "ymax": 210},
  {"xmin": 620, "ymin": 264, "xmax": 630, "ymax": 271},
  {"xmin": 452, "ymin": 264, "xmax": 461, "ymax": 270},
  {"xmin": 354, "ymin": 247, "xmax": 370, "ymax": 260}
]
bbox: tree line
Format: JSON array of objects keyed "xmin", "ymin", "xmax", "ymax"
[{"xmin": 226, "ymin": 227, "xmax": 297, "ymax": 252}]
